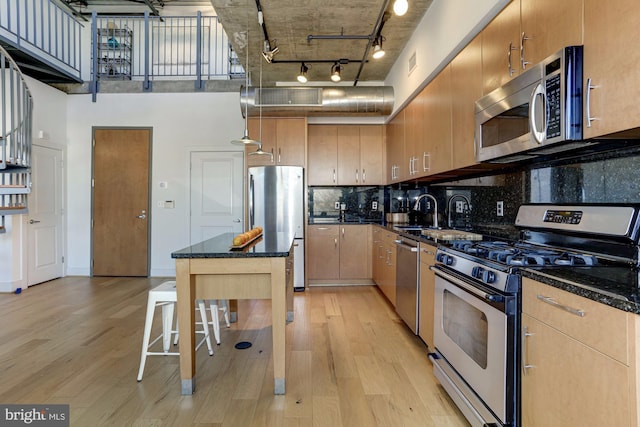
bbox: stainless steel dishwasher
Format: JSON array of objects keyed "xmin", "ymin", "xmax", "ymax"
[{"xmin": 395, "ymin": 235, "xmax": 419, "ymax": 334}]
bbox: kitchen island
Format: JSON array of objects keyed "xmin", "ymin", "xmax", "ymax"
[{"xmin": 171, "ymin": 231, "xmax": 295, "ymax": 395}]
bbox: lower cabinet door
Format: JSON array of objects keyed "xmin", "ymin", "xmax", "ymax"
[{"xmin": 521, "ymin": 314, "xmax": 631, "ymax": 426}]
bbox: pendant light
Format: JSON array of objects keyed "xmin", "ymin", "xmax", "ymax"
[
  {"xmin": 231, "ymin": 30, "xmax": 261, "ymax": 146},
  {"xmin": 247, "ymin": 45, "xmax": 274, "ymax": 161}
]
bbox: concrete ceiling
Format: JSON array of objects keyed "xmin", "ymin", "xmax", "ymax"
[{"xmin": 68, "ymin": 0, "xmax": 433, "ymax": 85}]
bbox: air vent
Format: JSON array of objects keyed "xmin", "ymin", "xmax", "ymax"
[
  {"xmin": 256, "ymin": 87, "xmax": 322, "ymax": 106},
  {"xmin": 241, "ymin": 86, "xmax": 394, "ymax": 116}
]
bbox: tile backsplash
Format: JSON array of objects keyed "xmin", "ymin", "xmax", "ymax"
[{"xmin": 308, "ymin": 186, "xmax": 384, "ymax": 222}]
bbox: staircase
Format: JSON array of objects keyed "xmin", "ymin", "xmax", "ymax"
[{"xmin": 0, "ymin": 45, "xmax": 32, "ymax": 233}]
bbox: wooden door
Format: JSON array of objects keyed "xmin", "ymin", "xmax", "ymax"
[
  {"xmin": 307, "ymin": 125, "xmax": 338, "ymax": 185},
  {"xmin": 337, "ymin": 126, "xmax": 360, "ymax": 185},
  {"xmin": 307, "ymin": 225, "xmax": 339, "ymax": 280},
  {"xmin": 359, "ymin": 125, "xmax": 384, "ymax": 185},
  {"xmin": 27, "ymin": 144, "xmax": 64, "ymax": 286},
  {"xmin": 481, "ymin": 0, "xmax": 521, "ymax": 94},
  {"xmin": 92, "ymin": 128, "xmax": 150, "ymax": 276},
  {"xmin": 190, "ymin": 151, "xmax": 244, "ymax": 244},
  {"xmin": 246, "ymin": 118, "xmax": 276, "ymax": 166},
  {"xmin": 404, "ymin": 94, "xmax": 423, "ymax": 178},
  {"xmin": 451, "ymin": 35, "xmax": 482, "ymax": 169},
  {"xmin": 520, "ymin": 0, "xmax": 583, "ymax": 70},
  {"xmin": 275, "ymin": 118, "xmax": 306, "ymax": 166},
  {"xmin": 583, "ymin": 0, "xmax": 640, "ymax": 138}
]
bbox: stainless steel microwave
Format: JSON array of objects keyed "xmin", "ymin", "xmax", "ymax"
[{"xmin": 475, "ymin": 46, "xmax": 591, "ymax": 163}]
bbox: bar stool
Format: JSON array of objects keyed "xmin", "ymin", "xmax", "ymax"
[
  {"xmin": 137, "ymin": 281, "xmax": 213, "ymax": 382},
  {"xmin": 207, "ymin": 300, "xmax": 231, "ymax": 345}
]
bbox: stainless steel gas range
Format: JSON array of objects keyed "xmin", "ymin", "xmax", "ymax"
[{"xmin": 429, "ymin": 204, "xmax": 640, "ymax": 427}]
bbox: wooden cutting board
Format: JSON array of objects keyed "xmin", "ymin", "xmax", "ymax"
[{"xmin": 421, "ymin": 229, "xmax": 483, "ymax": 241}]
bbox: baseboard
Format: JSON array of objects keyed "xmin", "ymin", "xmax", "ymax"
[{"xmin": 307, "ymin": 279, "xmax": 375, "ymax": 287}]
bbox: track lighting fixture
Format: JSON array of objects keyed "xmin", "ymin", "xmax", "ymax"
[
  {"xmin": 372, "ymin": 36, "xmax": 385, "ymax": 59},
  {"xmin": 393, "ymin": 0, "xmax": 408, "ymax": 16},
  {"xmin": 231, "ymin": 30, "xmax": 261, "ymax": 147},
  {"xmin": 297, "ymin": 63, "xmax": 309, "ymax": 83},
  {"xmin": 262, "ymin": 39, "xmax": 279, "ymax": 63},
  {"xmin": 330, "ymin": 62, "xmax": 342, "ymax": 83}
]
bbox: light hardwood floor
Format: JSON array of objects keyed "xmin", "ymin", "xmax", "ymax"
[{"xmin": 0, "ymin": 277, "xmax": 469, "ymax": 426}]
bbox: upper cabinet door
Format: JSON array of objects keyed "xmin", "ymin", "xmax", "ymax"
[
  {"xmin": 520, "ymin": 0, "xmax": 583, "ymax": 70},
  {"xmin": 337, "ymin": 126, "xmax": 361, "ymax": 185},
  {"xmin": 450, "ymin": 35, "xmax": 482, "ymax": 170},
  {"xmin": 422, "ymin": 67, "xmax": 453, "ymax": 176},
  {"xmin": 275, "ymin": 118, "xmax": 306, "ymax": 166},
  {"xmin": 359, "ymin": 125, "xmax": 384, "ymax": 185},
  {"xmin": 308, "ymin": 125, "xmax": 338, "ymax": 185},
  {"xmin": 386, "ymin": 110, "xmax": 405, "ymax": 184},
  {"xmin": 481, "ymin": 0, "xmax": 521, "ymax": 95},
  {"xmin": 583, "ymin": 0, "xmax": 640, "ymax": 138}
]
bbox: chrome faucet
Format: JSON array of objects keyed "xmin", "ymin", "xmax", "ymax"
[
  {"xmin": 413, "ymin": 193, "xmax": 439, "ymax": 229},
  {"xmin": 447, "ymin": 194, "xmax": 471, "ymax": 228}
]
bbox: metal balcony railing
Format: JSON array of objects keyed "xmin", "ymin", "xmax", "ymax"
[
  {"xmin": 0, "ymin": 0, "xmax": 83, "ymax": 81},
  {"xmin": 91, "ymin": 12, "xmax": 243, "ymax": 99}
]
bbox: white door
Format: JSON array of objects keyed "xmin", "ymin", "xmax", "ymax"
[
  {"xmin": 190, "ymin": 151, "xmax": 244, "ymax": 244},
  {"xmin": 27, "ymin": 144, "xmax": 64, "ymax": 286}
]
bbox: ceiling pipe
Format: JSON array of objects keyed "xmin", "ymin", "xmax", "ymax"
[{"xmin": 255, "ymin": 0, "xmax": 272, "ymax": 50}]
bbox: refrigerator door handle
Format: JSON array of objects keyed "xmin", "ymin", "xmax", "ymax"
[{"xmin": 249, "ymin": 174, "xmax": 255, "ymax": 229}]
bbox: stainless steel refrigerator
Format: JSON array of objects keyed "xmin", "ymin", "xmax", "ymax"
[{"xmin": 248, "ymin": 165, "xmax": 305, "ymax": 291}]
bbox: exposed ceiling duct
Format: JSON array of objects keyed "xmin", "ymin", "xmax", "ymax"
[{"xmin": 240, "ymin": 86, "xmax": 394, "ymax": 116}]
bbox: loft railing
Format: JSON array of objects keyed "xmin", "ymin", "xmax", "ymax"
[
  {"xmin": 0, "ymin": 45, "xmax": 33, "ymax": 232},
  {"xmin": 0, "ymin": 0, "xmax": 83, "ymax": 81},
  {"xmin": 91, "ymin": 12, "xmax": 243, "ymax": 100}
]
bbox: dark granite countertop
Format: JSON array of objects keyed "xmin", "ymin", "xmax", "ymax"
[
  {"xmin": 308, "ymin": 218, "xmax": 383, "ymax": 225},
  {"xmin": 171, "ymin": 231, "xmax": 294, "ymax": 259},
  {"xmin": 521, "ymin": 268, "xmax": 640, "ymax": 314}
]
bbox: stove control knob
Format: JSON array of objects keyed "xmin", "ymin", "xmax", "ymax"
[
  {"xmin": 471, "ymin": 266, "xmax": 484, "ymax": 279},
  {"xmin": 436, "ymin": 253, "xmax": 454, "ymax": 266},
  {"xmin": 482, "ymin": 270, "xmax": 496, "ymax": 284}
]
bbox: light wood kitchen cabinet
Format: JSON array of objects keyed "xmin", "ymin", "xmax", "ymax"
[
  {"xmin": 386, "ymin": 110, "xmax": 405, "ymax": 184},
  {"xmin": 339, "ymin": 224, "xmax": 371, "ymax": 279},
  {"xmin": 307, "ymin": 225, "xmax": 340, "ymax": 280},
  {"xmin": 450, "ymin": 35, "xmax": 482, "ymax": 169},
  {"xmin": 307, "ymin": 224, "xmax": 371, "ymax": 281},
  {"xmin": 307, "ymin": 125, "xmax": 384, "ymax": 185},
  {"xmin": 521, "ymin": 277, "xmax": 638, "ymax": 426},
  {"xmin": 307, "ymin": 125, "xmax": 338, "ymax": 185},
  {"xmin": 404, "ymin": 91, "xmax": 424, "ymax": 178},
  {"xmin": 420, "ymin": 67, "xmax": 452, "ymax": 175},
  {"xmin": 246, "ymin": 118, "xmax": 306, "ymax": 167},
  {"xmin": 481, "ymin": 0, "xmax": 521, "ymax": 95},
  {"xmin": 372, "ymin": 227, "xmax": 383, "ymax": 285},
  {"xmin": 418, "ymin": 243, "xmax": 436, "ymax": 349},
  {"xmin": 583, "ymin": 0, "xmax": 640, "ymax": 138},
  {"xmin": 482, "ymin": 0, "xmax": 583, "ymax": 96}
]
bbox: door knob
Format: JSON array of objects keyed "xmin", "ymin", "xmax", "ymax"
[
  {"xmin": 233, "ymin": 218, "xmax": 241, "ymax": 223},
  {"xmin": 135, "ymin": 210, "xmax": 146, "ymax": 219},
  {"xmin": 29, "ymin": 219, "xmax": 41, "ymax": 224}
]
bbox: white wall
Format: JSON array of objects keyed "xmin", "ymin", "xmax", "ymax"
[
  {"xmin": 65, "ymin": 91, "xmax": 245, "ymax": 276},
  {"xmin": 386, "ymin": 0, "xmax": 509, "ymax": 114}
]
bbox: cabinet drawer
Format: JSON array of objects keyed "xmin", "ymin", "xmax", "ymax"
[
  {"xmin": 307, "ymin": 225, "xmax": 339, "ymax": 237},
  {"xmin": 522, "ymin": 277, "xmax": 629, "ymax": 364},
  {"xmin": 419, "ymin": 244, "xmax": 436, "ymax": 265}
]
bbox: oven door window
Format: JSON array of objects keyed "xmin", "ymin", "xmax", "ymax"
[{"xmin": 442, "ymin": 289, "xmax": 488, "ymax": 369}]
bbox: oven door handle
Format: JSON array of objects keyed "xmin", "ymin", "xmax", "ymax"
[{"xmin": 433, "ymin": 266, "xmax": 505, "ymax": 304}]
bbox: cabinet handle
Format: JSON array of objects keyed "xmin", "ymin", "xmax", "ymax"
[
  {"xmin": 362, "ymin": 169, "xmax": 366, "ymax": 182},
  {"xmin": 270, "ymin": 148, "xmax": 275, "ymax": 163},
  {"xmin": 507, "ymin": 41, "xmax": 517, "ymax": 77},
  {"xmin": 333, "ymin": 168, "xmax": 336, "ymax": 183},
  {"xmin": 520, "ymin": 32, "xmax": 531, "ymax": 70},
  {"xmin": 341, "ymin": 227, "xmax": 345, "ymax": 238},
  {"xmin": 537, "ymin": 294, "xmax": 586, "ymax": 317},
  {"xmin": 586, "ymin": 78, "xmax": 600, "ymax": 128},
  {"xmin": 423, "ymin": 152, "xmax": 430, "ymax": 172},
  {"xmin": 355, "ymin": 169, "xmax": 359, "ymax": 183},
  {"xmin": 421, "ymin": 248, "xmax": 435, "ymax": 255},
  {"xmin": 522, "ymin": 326, "xmax": 534, "ymax": 375},
  {"xmin": 334, "ymin": 238, "xmax": 338, "ymax": 248},
  {"xmin": 317, "ymin": 227, "xmax": 329, "ymax": 230}
]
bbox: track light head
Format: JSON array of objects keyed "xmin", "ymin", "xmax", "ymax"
[
  {"xmin": 330, "ymin": 62, "xmax": 342, "ymax": 83},
  {"xmin": 297, "ymin": 62, "xmax": 309, "ymax": 83},
  {"xmin": 372, "ymin": 36, "xmax": 385, "ymax": 59}
]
